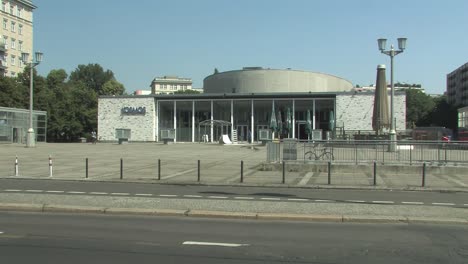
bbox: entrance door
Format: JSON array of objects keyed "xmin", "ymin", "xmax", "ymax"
[
  {"xmin": 236, "ymin": 125, "xmax": 248, "ymax": 142},
  {"xmin": 296, "ymin": 122, "xmax": 308, "ymax": 140}
]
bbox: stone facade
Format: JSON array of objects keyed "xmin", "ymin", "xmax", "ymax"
[
  {"xmin": 98, "ymin": 97, "xmax": 156, "ymax": 142},
  {"xmin": 336, "ymin": 92, "xmax": 406, "ymax": 131}
]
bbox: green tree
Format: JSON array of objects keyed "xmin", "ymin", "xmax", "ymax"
[
  {"xmin": 428, "ymin": 96, "xmax": 458, "ymax": 130},
  {"xmin": 69, "ymin": 64, "xmax": 117, "ymax": 95},
  {"xmin": 173, "ymin": 89, "xmax": 201, "ymax": 94},
  {"xmin": 101, "ymin": 79, "xmax": 125, "ymax": 95},
  {"xmin": 406, "ymin": 89, "xmax": 435, "ymax": 127},
  {"xmin": 0, "ymin": 75, "xmax": 27, "ymax": 108}
]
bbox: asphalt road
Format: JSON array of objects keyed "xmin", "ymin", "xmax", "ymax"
[
  {"xmin": 1, "ymin": 178, "xmax": 468, "ymax": 207},
  {"xmin": 0, "ymin": 211, "xmax": 467, "ymax": 264}
]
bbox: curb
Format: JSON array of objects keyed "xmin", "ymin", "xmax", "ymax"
[
  {"xmin": 2, "ymin": 177, "xmax": 467, "ymax": 193},
  {"xmin": 0, "ymin": 203, "xmax": 466, "ymax": 225}
]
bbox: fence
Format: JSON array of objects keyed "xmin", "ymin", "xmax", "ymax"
[{"xmin": 268, "ymin": 140, "xmax": 468, "ymax": 165}]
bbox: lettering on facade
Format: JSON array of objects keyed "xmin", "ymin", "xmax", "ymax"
[{"xmin": 121, "ymin": 106, "xmax": 146, "ymax": 115}]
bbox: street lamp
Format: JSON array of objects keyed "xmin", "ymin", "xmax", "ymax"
[
  {"xmin": 21, "ymin": 51, "xmax": 43, "ymax": 148},
  {"xmin": 377, "ymin": 37, "xmax": 407, "ymax": 152}
]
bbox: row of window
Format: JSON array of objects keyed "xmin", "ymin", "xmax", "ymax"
[
  {"xmin": 3, "ymin": 19, "xmax": 23, "ymax": 34},
  {"xmin": 158, "ymin": 84, "xmax": 189, "ymax": 90},
  {"xmin": 2, "ymin": 35, "xmax": 23, "ymax": 50},
  {"xmin": 1, "ymin": 53, "xmax": 24, "ymax": 67},
  {"xmin": 1, "ymin": 1, "xmax": 24, "ymax": 18}
]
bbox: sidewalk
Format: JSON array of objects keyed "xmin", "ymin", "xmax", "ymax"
[{"xmin": 0, "ymin": 143, "xmax": 467, "ymax": 190}]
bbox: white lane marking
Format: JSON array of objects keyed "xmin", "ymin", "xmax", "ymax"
[
  {"xmin": 89, "ymin": 192, "xmax": 108, "ymax": 195},
  {"xmin": 182, "ymin": 241, "xmax": 249, "ymax": 247},
  {"xmin": 234, "ymin": 197, "xmax": 254, "ymax": 200},
  {"xmin": 4, "ymin": 189, "xmax": 21, "ymax": 192},
  {"xmin": 346, "ymin": 200, "xmax": 366, "ymax": 203},
  {"xmin": 0, "ymin": 231, "xmax": 3, "ymax": 234},
  {"xmin": 260, "ymin": 198, "xmax": 281, "ymax": 201},
  {"xmin": 159, "ymin": 194, "xmax": 178, "ymax": 197},
  {"xmin": 67, "ymin": 191, "xmax": 85, "ymax": 194},
  {"xmin": 464, "ymin": 204, "xmax": 468, "ymax": 206},
  {"xmin": 287, "ymin": 198, "xmax": 309, "ymax": 202},
  {"xmin": 25, "ymin": 190, "xmax": 43, "ymax": 193},
  {"xmin": 402, "ymin": 202, "xmax": 424, "ymax": 205},
  {"xmin": 372, "ymin": 201, "xmax": 395, "ymax": 204},
  {"xmin": 432, "ymin": 202, "xmax": 455, "ymax": 206},
  {"xmin": 111, "ymin": 193, "xmax": 130, "ymax": 196},
  {"xmin": 208, "ymin": 196, "xmax": 228, "ymax": 199},
  {"xmin": 183, "ymin": 195, "xmax": 202, "ymax": 198},
  {"xmin": 297, "ymin": 172, "xmax": 313, "ymax": 186},
  {"xmin": 45, "ymin": 190, "xmax": 64, "ymax": 193},
  {"xmin": 135, "ymin": 193, "xmax": 153, "ymax": 196},
  {"xmin": 315, "ymin": 199, "xmax": 333, "ymax": 202}
]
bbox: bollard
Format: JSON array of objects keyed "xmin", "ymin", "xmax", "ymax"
[
  {"xmin": 282, "ymin": 161, "xmax": 285, "ymax": 184},
  {"xmin": 120, "ymin": 158, "xmax": 123, "ymax": 180},
  {"xmin": 14, "ymin": 156, "xmax": 19, "ymax": 176},
  {"xmin": 373, "ymin": 161, "xmax": 377, "ymax": 186},
  {"xmin": 327, "ymin": 161, "xmax": 331, "ymax": 185},
  {"xmin": 158, "ymin": 159, "xmax": 161, "ymax": 180},
  {"xmin": 197, "ymin": 160, "xmax": 200, "ymax": 182},
  {"xmin": 240, "ymin": 160, "xmax": 244, "ymax": 183},
  {"xmin": 422, "ymin": 162, "xmax": 426, "ymax": 187},
  {"xmin": 85, "ymin": 158, "xmax": 88, "ymax": 179},
  {"xmin": 48, "ymin": 155, "xmax": 53, "ymax": 177}
]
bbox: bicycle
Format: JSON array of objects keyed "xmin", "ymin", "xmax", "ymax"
[{"xmin": 304, "ymin": 144, "xmax": 334, "ymax": 161}]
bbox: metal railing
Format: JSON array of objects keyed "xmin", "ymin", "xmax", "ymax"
[{"xmin": 268, "ymin": 140, "xmax": 468, "ymax": 165}]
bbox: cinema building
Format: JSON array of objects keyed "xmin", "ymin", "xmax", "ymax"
[{"xmin": 98, "ymin": 67, "xmax": 406, "ymax": 143}]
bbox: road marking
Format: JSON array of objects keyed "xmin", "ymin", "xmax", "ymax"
[
  {"xmin": 315, "ymin": 199, "xmax": 333, "ymax": 202},
  {"xmin": 159, "ymin": 194, "xmax": 178, "ymax": 197},
  {"xmin": 182, "ymin": 241, "xmax": 249, "ymax": 247},
  {"xmin": 297, "ymin": 172, "xmax": 313, "ymax": 186},
  {"xmin": 432, "ymin": 202, "xmax": 455, "ymax": 206},
  {"xmin": 464, "ymin": 204, "xmax": 468, "ymax": 206},
  {"xmin": 110, "ymin": 193, "xmax": 130, "ymax": 196},
  {"xmin": 260, "ymin": 197, "xmax": 281, "ymax": 201},
  {"xmin": 234, "ymin": 197, "xmax": 254, "ymax": 200},
  {"xmin": 402, "ymin": 202, "xmax": 424, "ymax": 205},
  {"xmin": 89, "ymin": 192, "xmax": 108, "ymax": 195},
  {"xmin": 183, "ymin": 195, "xmax": 202, "ymax": 198},
  {"xmin": 45, "ymin": 190, "xmax": 64, "ymax": 193},
  {"xmin": 4, "ymin": 189, "xmax": 21, "ymax": 192},
  {"xmin": 208, "ymin": 196, "xmax": 228, "ymax": 199},
  {"xmin": 67, "ymin": 191, "xmax": 85, "ymax": 194},
  {"xmin": 346, "ymin": 200, "xmax": 366, "ymax": 203},
  {"xmin": 0, "ymin": 231, "xmax": 3, "ymax": 234},
  {"xmin": 372, "ymin": 201, "xmax": 395, "ymax": 204},
  {"xmin": 287, "ymin": 198, "xmax": 309, "ymax": 202},
  {"xmin": 135, "ymin": 193, "xmax": 153, "ymax": 196},
  {"xmin": 25, "ymin": 190, "xmax": 43, "ymax": 193}
]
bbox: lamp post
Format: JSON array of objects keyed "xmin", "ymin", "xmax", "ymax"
[
  {"xmin": 377, "ymin": 38, "xmax": 407, "ymax": 152},
  {"xmin": 21, "ymin": 51, "xmax": 43, "ymax": 148}
]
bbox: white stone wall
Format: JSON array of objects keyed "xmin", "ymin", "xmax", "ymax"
[
  {"xmin": 98, "ymin": 97, "xmax": 156, "ymax": 141},
  {"xmin": 336, "ymin": 92, "xmax": 406, "ymax": 131}
]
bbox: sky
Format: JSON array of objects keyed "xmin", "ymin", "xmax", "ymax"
[{"xmin": 33, "ymin": 0, "xmax": 468, "ymax": 95}]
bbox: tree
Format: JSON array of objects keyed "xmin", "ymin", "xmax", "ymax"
[
  {"xmin": 69, "ymin": 64, "xmax": 118, "ymax": 95},
  {"xmin": 173, "ymin": 89, "xmax": 201, "ymax": 94},
  {"xmin": 428, "ymin": 96, "xmax": 458, "ymax": 131},
  {"xmin": 101, "ymin": 79, "xmax": 125, "ymax": 96},
  {"xmin": 0, "ymin": 75, "xmax": 28, "ymax": 108},
  {"xmin": 406, "ymin": 89, "xmax": 435, "ymax": 127}
]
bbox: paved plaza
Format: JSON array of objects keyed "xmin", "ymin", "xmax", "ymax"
[{"xmin": 0, "ymin": 142, "xmax": 467, "ymax": 190}]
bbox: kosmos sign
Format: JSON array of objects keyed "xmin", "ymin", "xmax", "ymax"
[{"xmin": 121, "ymin": 106, "xmax": 146, "ymax": 115}]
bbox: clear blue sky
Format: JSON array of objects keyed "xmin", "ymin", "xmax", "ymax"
[{"xmin": 33, "ymin": 0, "xmax": 468, "ymax": 94}]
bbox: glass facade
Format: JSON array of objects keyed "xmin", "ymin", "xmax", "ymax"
[
  {"xmin": 0, "ymin": 107, "xmax": 47, "ymax": 143},
  {"xmin": 156, "ymin": 97, "xmax": 335, "ymax": 143}
]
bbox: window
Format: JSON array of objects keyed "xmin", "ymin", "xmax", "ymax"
[
  {"xmin": 10, "ymin": 71, "xmax": 15, "ymax": 77},
  {"xmin": 18, "ymin": 24, "xmax": 22, "ymax": 35},
  {"xmin": 10, "ymin": 55, "xmax": 15, "ymax": 65},
  {"xmin": 2, "ymin": 2, "xmax": 5, "ymax": 12},
  {"xmin": 115, "ymin": 129, "xmax": 131, "ymax": 139},
  {"xmin": 3, "ymin": 36, "xmax": 7, "ymax": 49},
  {"xmin": 10, "ymin": 21, "xmax": 15, "ymax": 32},
  {"xmin": 3, "ymin": 19, "xmax": 6, "ymax": 30},
  {"xmin": 3, "ymin": 54, "xmax": 7, "ymax": 65},
  {"xmin": 10, "ymin": 38, "xmax": 15, "ymax": 49},
  {"xmin": 18, "ymin": 40, "xmax": 22, "ymax": 51},
  {"xmin": 9, "ymin": 3, "xmax": 13, "ymax": 15},
  {"xmin": 19, "ymin": 58, "xmax": 22, "ymax": 67},
  {"xmin": 17, "ymin": 7, "xmax": 21, "ymax": 17}
]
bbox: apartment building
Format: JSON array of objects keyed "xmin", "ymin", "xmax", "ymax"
[
  {"xmin": 150, "ymin": 75, "xmax": 192, "ymax": 94},
  {"xmin": 447, "ymin": 62, "xmax": 468, "ymax": 107},
  {"xmin": 0, "ymin": 0, "xmax": 36, "ymax": 77}
]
